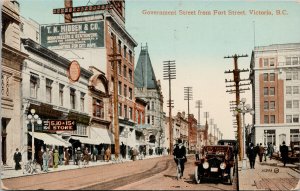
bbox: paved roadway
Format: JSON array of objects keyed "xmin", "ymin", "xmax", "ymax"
[{"xmin": 2, "ymin": 155, "xmax": 235, "ymax": 190}]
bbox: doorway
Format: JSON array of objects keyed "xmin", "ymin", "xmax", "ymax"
[{"xmin": 1, "ymin": 118, "xmax": 8, "ymax": 165}]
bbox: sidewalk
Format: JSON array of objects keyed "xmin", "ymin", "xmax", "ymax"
[
  {"xmin": 0, "ymin": 154, "xmax": 164, "ymax": 180},
  {"xmin": 238, "ymin": 157, "xmax": 300, "ymax": 191}
]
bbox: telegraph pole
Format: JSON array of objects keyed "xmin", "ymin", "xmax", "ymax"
[
  {"xmin": 224, "ymin": 54, "xmax": 249, "ymax": 161},
  {"xmin": 108, "ymin": 34, "xmax": 121, "ymax": 160},
  {"xmin": 195, "ymin": 100, "xmax": 202, "ymax": 127},
  {"xmin": 204, "ymin": 112, "xmax": 209, "ymax": 146},
  {"xmin": 163, "ymin": 60, "xmax": 176, "ymax": 155},
  {"xmin": 184, "ymin": 87, "xmax": 193, "ymax": 151}
]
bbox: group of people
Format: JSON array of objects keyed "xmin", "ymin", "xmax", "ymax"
[{"xmin": 247, "ymin": 141, "xmax": 289, "ymax": 169}]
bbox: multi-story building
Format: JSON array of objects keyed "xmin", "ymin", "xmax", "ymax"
[
  {"xmin": 188, "ymin": 114, "xmax": 197, "ymax": 152},
  {"xmin": 1, "ymin": 0, "xmax": 28, "ymax": 166},
  {"xmin": 250, "ymin": 43, "xmax": 300, "ymax": 150},
  {"xmin": 134, "ymin": 45, "xmax": 165, "ymax": 150}
]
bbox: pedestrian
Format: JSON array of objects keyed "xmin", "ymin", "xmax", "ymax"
[
  {"xmin": 280, "ymin": 141, "xmax": 289, "ymax": 167},
  {"xmin": 247, "ymin": 143, "xmax": 256, "ymax": 169},
  {"xmin": 264, "ymin": 145, "xmax": 268, "ymax": 162},
  {"xmin": 48, "ymin": 148, "xmax": 53, "ymax": 168},
  {"xmin": 255, "ymin": 144, "xmax": 260, "ymax": 158},
  {"xmin": 195, "ymin": 149, "xmax": 200, "ymax": 161},
  {"xmin": 105, "ymin": 147, "xmax": 111, "ymax": 162},
  {"xmin": 37, "ymin": 148, "xmax": 44, "ymax": 170},
  {"xmin": 132, "ymin": 147, "xmax": 138, "ymax": 161},
  {"xmin": 13, "ymin": 148, "xmax": 22, "ymax": 170},
  {"xmin": 42, "ymin": 148, "xmax": 50, "ymax": 172},
  {"xmin": 83, "ymin": 147, "xmax": 89, "ymax": 165},
  {"xmin": 93, "ymin": 147, "xmax": 99, "ymax": 162},
  {"xmin": 76, "ymin": 147, "xmax": 82, "ymax": 166},
  {"xmin": 64, "ymin": 148, "xmax": 70, "ymax": 165},
  {"xmin": 120, "ymin": 142, "xmax": 126, "ymax": 159},
  {"xmin": 269, "ymin": 143, "xmax": 274, "ymax": 160},
  {"xmin": 100, "ymin": 147, "xmax": 105, "ymax": 161},
  {"xmin": 259, "ymin": 143, "xmax": 264, "ymax": 162},
  {"xmin": 53, "ymin": 149, "xmax": 59, "ymax": 169},
  {"xmin": 167, "ymin": 148, "xmax": 170, "ymax": 155}
]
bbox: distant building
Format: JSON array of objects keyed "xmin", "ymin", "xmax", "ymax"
[
  {"xmin": 134, "ymin": 45, "xmax": 165, "ymax": 150},
  {"xmin": 250, "ymin": 43, "xmax": 300, "ymax": 149},
  {"xmin": 188, "ymin": 114, "xmax": 197, "ymax": 152}
]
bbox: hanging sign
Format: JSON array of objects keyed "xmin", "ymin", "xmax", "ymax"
[{"xmin": 43, "ymin": 120, "xmax": 77, "ymax": 131}]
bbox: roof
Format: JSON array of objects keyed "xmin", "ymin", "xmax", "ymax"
[{"xmin": 134, "ymin": 44, "xmax": 158, "ymax": 89}]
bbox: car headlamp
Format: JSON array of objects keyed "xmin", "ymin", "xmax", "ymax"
[
  {"xmin": 220, "ymin": 162, "xmax": 226, "ymax": 170},
  {"xmin": 203, "ymin": 161, "xmax": 209, "ymax": 169}
]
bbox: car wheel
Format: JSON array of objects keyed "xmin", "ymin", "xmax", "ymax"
[
  {"xmin": 194, "ymin": 166, "xmax": 201, "ymax": 184},
  {"xmin": 228, "ymin": 167, "xmax": 234, "ymax": 185}
]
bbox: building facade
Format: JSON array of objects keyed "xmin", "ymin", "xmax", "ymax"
[
  {"xmin": 250, "ymin": 43, "xmax": 300, "ymax": 150},
  {"xmin": 188, "ymin": 114, "xmax": 197, "ymax": 152},
  {"xmin": 1, "ymin": 0, "xmax": 28, "ymax": 166}
]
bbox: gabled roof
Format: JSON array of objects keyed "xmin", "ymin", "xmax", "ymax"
[{"xmin": 134, "ymin": 44, "xmax": 158, "ymax": 89}]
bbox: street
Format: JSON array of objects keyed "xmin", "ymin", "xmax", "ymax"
[{"xmin": 2, "ymin": 156, "xmax": 235, "ymax": 190}]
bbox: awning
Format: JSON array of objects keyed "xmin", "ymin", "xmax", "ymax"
[
  {"xmin": 90, "ymin": 127, "xmax": 114, "ymax": 144},
  {"xmin": 70, "ymin": 136, "xmax": 100, "ymax": 145},
  {"xmin": 29, "ymin": 132, "xmax": 71, "ymax": 147}
]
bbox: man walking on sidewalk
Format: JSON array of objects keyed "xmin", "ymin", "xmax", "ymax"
[
  {"xmin": 259, "ymin": 143, "xmax": 264, "ymax": 162},
  {"xmin": 280, "ymin": 141, "xmax": 289, "ymax": 167},
  {"xmin": 247, "ymin": 143, "xmax": 256, "ymax": 169}
]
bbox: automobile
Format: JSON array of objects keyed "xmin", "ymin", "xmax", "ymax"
[{"xmin": 194, "ymin": 145, "xmax": 235, "ymax": 184}]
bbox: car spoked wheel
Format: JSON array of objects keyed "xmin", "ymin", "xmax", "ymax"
[{"xmin": 194, "ymin": 166, "xmax": 201, "ymax": 184}]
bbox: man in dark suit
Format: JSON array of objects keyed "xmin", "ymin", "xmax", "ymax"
[
  {"xmin": 13, "ymin": 148, "xmax": 22, "ymax": 170},
  {"xmin": 280, "ymin": 141, "xmax": 289, "ymax": 167},
  {"xmin": 247, "ymin": 143, "xmax": 257, "ymax": 169}
]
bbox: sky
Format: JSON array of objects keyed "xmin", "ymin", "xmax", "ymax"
[{"xmin": 18, "ymin": 0, "xmax": 300, "ymax": 139}]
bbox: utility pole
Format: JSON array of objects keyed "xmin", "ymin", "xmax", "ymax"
[
  {"xmin": 209, "ymin": 118, "xmax": 214, "ymax": 145},
  {"xmin": 224, "ymin": 54, "xmax": 249, "ymax": 161},
  {"xmin": 195, "ymin": 100, "xmax": 202, "ymax": 127},
  {"xmin": 204, "ymin": 112, "xmax": 209, "ymax": 146},
  {"xmin": 108, "ymin": 34, "xmax": 121, "ymax": 160},
  {"xmin": 184, "ymin": 87, "xmax": 193, "ymax": 151},
  {"xmin": 163, "ymin": 60, "xmax": 176, "ymax": 155}
]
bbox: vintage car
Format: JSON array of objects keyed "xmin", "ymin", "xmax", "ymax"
[{"xmin": 194, "ymin": 145, "xmax": 235, "ymax": 184}]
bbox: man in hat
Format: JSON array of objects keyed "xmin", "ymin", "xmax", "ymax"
[
  {"xmin": 13, "ymin": 148, "xmax": 22, "ymax": 170},
  {"xmin": 173, "ymin": 139, "xmax": 187, "ymax": 178},
  {"xmin": 280, "ymin": 141, "xmax": 289, "ymax": 166}
]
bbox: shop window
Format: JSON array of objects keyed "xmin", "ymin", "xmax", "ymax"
[
  {"xmin": 290, "ymin": 129, "xmax": 300, "ymax": 142},
  {"xmin": 264, "ymin": 129, "xmax": 276, "ymax": 146}
]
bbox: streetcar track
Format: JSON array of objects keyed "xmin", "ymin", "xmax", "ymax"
[{"xmin": 81, "ymin": 160, "xmax": 172, "ymax": 190}]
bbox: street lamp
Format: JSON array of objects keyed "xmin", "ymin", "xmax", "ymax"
[
  {"xmin": 233, "ymin": 98, "xmax": 254, "ymax": 170},
  {"xmin": 25, "ymin": 108, "xmax": 42, "ymax": 161}
]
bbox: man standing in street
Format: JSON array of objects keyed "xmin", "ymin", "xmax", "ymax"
[
  {"xmin": 13, "ymin": 148, "xmax": 22, "ymax": 170},
  {"xmin": 280, "ymin": 141, "xmax": 289, "ymax": 167},
  {"xmin": 173, "ymin": 139, "xmax": 187, "ymax": 178},
  {"xmin": 42, "ymin": 148, "xmax": 50, "ymax": 172},
  {"xmin": 247, "ymin": 143, "xmax": 256, "ymax": 169}
]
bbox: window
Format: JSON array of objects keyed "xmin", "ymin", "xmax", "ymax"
[
  {"xmin": 264, "ymin": 101, "xmax": 269, "ymax": 110},
  {"xmin": 136, "ymin": 110, "xmax": 139, "ymax": 123},
  {"xmin": 286, "ymin": 100, "xmax": 292, "ymax": 109},
  {"xmin": 124, "ymin": 105, "xmax": 128, "ymax": 118},
  {"xmin": 293, "ymin": 71, "xmax": 298, "ymax": 80},
  {"xmin": 293, "ymin": 100, "xmax": 299, "ymax": 108},
  {"xmin": 129, "ymin": 50, "xmax": 133, "ymax": 63},
  {"xmin": 270, "ymin": 101, "xmax": 275, "ymax": 110},
  {"xmin": 270, "ymin": 115, "xmax": 275, "ymax": 123},
  {"xmin": 80, "ymin": 92, "xmax": 85, "ymax": 112},
  {"xmin": 264, "ymin": 87, "xmax": 268, "ymax": 96},
  {"xmin": 286, "ymin": 72, "xmax": 292, "ymax": 80},
  {"xmin": 263, "ymin": 73, "xmax": 268, "ymax": 81},
  {"xmin": 36, "ymin": 31, "xmax": 39, "ymax": 41},
  {"xmin": 118, "ymin": 61, "xmax": 121, "ymax": 75},
  {"xmin": 70, "ymin": 88, "xmax": 76, "ymax": 109},
  {"xmin": 124, "ymin": 45, "xmax": 127, "ymax": 58},
  {"xmin": 269, "ymin": 87, "xmax": 275, "ymax": 95},
  {"xmin": 147, "ymin": 115, "xmax": 150, "ymax": 124},
  {"xmin": 123, "ymin": 65, "xmax": 127, "ymax": 78},
  {"xmin": 290, "ymin": 129, "xmax": 300, "ymax": 142},
  {"xmin": 129, "ymin": 69, "xmax": 133, "ymax": 82},
  {"xmin": 129, "ymin": 107, "xmax": 132, "ymax": 120},
  {"xmin": 270, "ymin": 73, "xmax": 275, "ymax": 81},
  {"xmin": 147, "ymin": 104, "xmax": 150, "ymax": 110},
  {"xmin": 269, "ymin": 58, "xmax": 275, "ymax": 66},
  {"xmin": 293, "ymin": 86, "xmax": 299, "ymax": 94},
  {"xmin": 46, "ymin": 79, "xmax": 53, "ymax": 103},
  {"xmin": 263, "ymin": 58, "xmax": 268, "ymax": 67},
  {"xmin": 118, "ymin": 103, "xmax": 122, "ymax": 116},
  {"xmin": 292, "ymin": 57, "xmax": 298, "ymax": 65},
  {"xmin": 118, "ymin": 40, "xmax": 121, "ymax": 54},
  {"xmin": 118, "ymin": 81, "xmax": 122, "ymax": 95},
  {"xmin": 95, "ymin": 98, "xmax": 104, "ymax": 118},
  {"xmin": 124, "ymin": 84, "xmax": 127, "ymax": 97},
  {"xmin": 110, "ymin": 33, "xmax": 114, "ymax": 50},
  {"xmin": 286, "ymin": 57, "xmax": 291, "ymax": 65},
  {"xmin": 73, "ymin": 123, "xmax": 87, "ymax": 136},
  {"xmin": 293, "ymin": 115, "xmax": 299, "ymax": 123},
  {"xmin": 30, "ymin": 75, "xmax": 38, "ymax": 98},
  {"xmin": 151, "ymin": 116, "xmax": 154, "ymax": 125},
  {"xmin": 264, "ymin": 130, "xmax": 276, "ymax": 145},
  {"xmin": 286, "ymin": 86, "xmax": 292, "ymax": 94},
  {"xmin": 264, "ymin": 115, "xmax": 269, "ymax": 123},
  {"xmin": 151, "ymin": 101, "xmax": 154, "ymax": 110},
  {"xmin": 59, "ymin": 84, "xmax": 64, "ymax": 106},
  {"xmin": 286, "ymin": 115, "xmax": 292, "ymax": 123},
  {"xmin": 129, "ymin": 88, "xmax": 133, "ymax": 100}
]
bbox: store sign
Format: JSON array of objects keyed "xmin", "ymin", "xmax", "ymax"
[
  {"xmin": 53, "ymin": 4, "xmax": 113, "ymax": 14},
  {"xmin": 43, "ymin": 120, "xmax": 77, "ymax": 131},
  {"xmin": 41, "ymin": 21, "xmax": 104, "ymax": 50}
]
